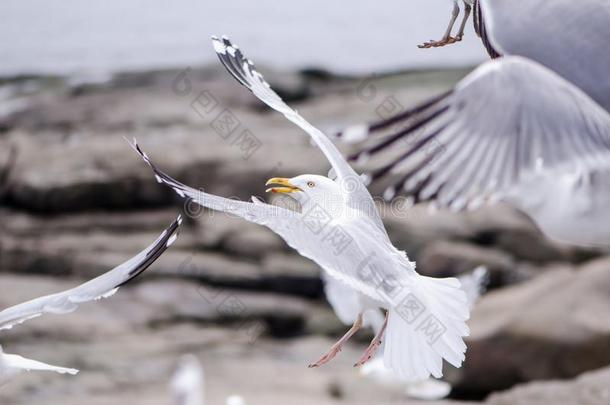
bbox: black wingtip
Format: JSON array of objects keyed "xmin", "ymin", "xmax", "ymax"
[{"xmin": 118, "ymin": 216, "xmax": 182, "ymax": 287}]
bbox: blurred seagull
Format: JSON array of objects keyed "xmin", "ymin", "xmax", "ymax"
[
  {"xmin": 171, "ymin": 355, "xmax": 246, "ymax": 405},
  {"xmin": 340, "ymin": 56, "xmax": 610, "ymax": 246},
  {"xmin": 127, "ymin": 36, "xmax": 471, "ymax": 381},
  {"xmin": 0, "ymin": 345, "xmax": 78, "ymax": 387},
  {"xmin": 0, "ymin": 216, "xmax": 181, "ymax": 331},
  {"xmin": 352, "ymin": 267, "xmax": 488, "ymax": 400},
  {"xmin": 418, "ymin": 1, "xmax": 474, "ymax": 49},
  {"xmin": 171, "ymin": 355, "xmax": 205, "ymax": 405},
  {"xmin": 434, "ymin": 0, "xmax": 610, "ymax": 112}
]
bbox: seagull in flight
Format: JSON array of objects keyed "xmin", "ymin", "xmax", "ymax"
[
  {"xmin": 418, "ymin": 1, "xmax": 474, "ymax": 49},
  {"xmin": 127, "ymin": 36, "xmax": 471, "ymax": 380},
  {"xmin": 325, "ymin": 266, "xmax": 487, "ymax": 399},
  {"xmin": 0, "ymin": 345, "xmax": 78, "ymax": 387},
  {"xmin": 339, "ymin": 56, "xmax": 610, "ymax": 246},
  {"xmin": 0, "ymin": 216, "xmax": 181, "ymax": 331}
]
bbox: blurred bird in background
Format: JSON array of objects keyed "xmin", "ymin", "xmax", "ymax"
[{"xmin": 171, "ymin": 355, "xmax": 246, "ymax": 405}]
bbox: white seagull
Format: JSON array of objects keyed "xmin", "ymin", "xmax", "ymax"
[
  {"xmin": 418, "ymin": 1, "xmax": 475, "ymax": 49},
  {"xmin": 127, "ymin": 36, "xmax": 471, "ymax": 380},
  {"xmin": 171, "ymin": 355, "xmax": 246, "ymax": 405},
  {"xmin": 431, "ymin": 0, "xmax": 610, "ymax": 112},
  {"xmin": 171, "ymin": 355, "xmax": 205, "ymax": 405},
  {"xmin": 0, "ymin": 216, "xmax": 181, "ymax": 331},
  {"xmin": 340, "ymin": 56, "xmax": 610, "ymax": 246},
  {"xmin": 0, "ymin": 345, "xmax": 78, "ymax": 387}
]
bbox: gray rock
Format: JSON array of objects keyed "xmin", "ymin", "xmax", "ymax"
[
  {"xmin": 416, "ymin": 240, "xmax": 515, "ymax": 287},
  {"xmin": 486, "ymin": 367, "xmax": 610, "ymax": 405},
  {"xmin": 221, "ymin": 225, "xmax": 286, "ymax": 259},
  {"xmin": 449, "ymin": 258, "xmax": 610, "ymax": 394},
  {"xmin": 154, "ymin": 251, "xmax": 323, "ymax": 298}
]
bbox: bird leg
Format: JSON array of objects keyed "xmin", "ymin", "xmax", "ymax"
[
  {"xmin": 418, "ymin": 1, "xmax": 460, "ymax": 48},
  {"xmin": 454, "ymin": 2, "xmax": 472, "ymax": 41},
  {"xmin": 354, "ymin": 311, "xmax": 389, "ymax": 367},
  {"xmin": 308, "ymin": 313, "xmax": 363, "ymax": 368}
]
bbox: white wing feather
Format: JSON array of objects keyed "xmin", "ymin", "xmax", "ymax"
[
  {"xmin": 3, "ymin": 353, "xmax": 78, "ymax": 375},
  {"xmin": 352, "ymin": 57, "xmax": 610, "ymax": 210},
  {"xmin": 0, "ymin": 216, "xmax": 181, "ymax": 331},
  {"xmin": 457, "ymin": 266, "xmax": 489, "ymax": 309}
]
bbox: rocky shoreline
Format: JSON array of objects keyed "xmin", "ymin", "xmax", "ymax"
[{"xmin": 0, "ymin": 65, "xmax": 609, "ymax": 404}]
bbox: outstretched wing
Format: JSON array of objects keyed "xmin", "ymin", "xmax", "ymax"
[
  {"xmin": 0, "ymin": 216, "xmax": 182, "ymax": 331},
  {"xmin": 128, "ymin": 139, "xmax": 391, "ymax": 302},
  {"xmin": 3, "ymin": 353, "xmax": 79, "ymax": 375},
  {"xmin": 343, "ymin": 56, "xmax": 610, "ymax": 210},
  {"xmin": 211, "ymin": 36, "xmax": 386, "ymax": 234}
]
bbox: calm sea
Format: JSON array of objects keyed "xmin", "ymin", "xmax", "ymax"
[{"xmin": 0, "ymin": 0, "xmax": 487, "ymax": 77}]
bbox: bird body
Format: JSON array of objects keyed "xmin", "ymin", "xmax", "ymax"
[
  {"xmin": 506, "ymin": 165, "xmax": 610, "ymax": 246},
  {"xmin": 129, "ymin": 37, "xmax": 471, "ymax": 380},
  {"xmin": 477, "ymin": 0, "xmax": 610, "ymax": 111}
]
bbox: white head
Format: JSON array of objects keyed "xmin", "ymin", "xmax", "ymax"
[{"xmin": 266, "ymin": 174, "xmax": 344, "ymax": 214}]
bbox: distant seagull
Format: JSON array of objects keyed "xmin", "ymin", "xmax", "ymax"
[
  {"xmin": 0, "ymin": 216, "xmax": 181, "ymax": 331},
  {"xmin": 128, "ymin": 36, "xmax": 471, "ymax": 380},
  {"xmin": 0, "ymin": 345, "xmax": 78, "ymax": 387},
  {"xmin": 428, "ymin": 0, "xmax": 610, "ymax": 112},
  {"xmin": 418, "ymin": 1, "xmax": 474, "ymax": 49},
  {"xmin": 340, "ymin": 56, "xmax": 610, "ymax": 246},
  {"xmin": 171, "ymin": 355, "xmax": 205, "ymax": 405},
  {"xmin": 171, "ymin": 355, "xmax": 246, "ymax": 405},
  {"xmin": 225, "ymin": 395, "xmax": 247, "ymax": 405},
  {"xmin": 325, "ymin": 267, "xmax": 488, "ymax": 400}
]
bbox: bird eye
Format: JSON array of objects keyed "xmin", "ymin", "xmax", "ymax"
[{"xmin": 307, "ymin": 181, "xmax": 315, "ymax": 188}]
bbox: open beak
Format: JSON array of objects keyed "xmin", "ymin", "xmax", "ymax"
[{"xmin": 265, "ymin": 177, "xmax": 302, "ymax": 194}]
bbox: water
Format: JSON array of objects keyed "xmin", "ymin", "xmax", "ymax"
[{"xmin": 0, "ymin": 0, "xmax": 487, "ymax": 77}]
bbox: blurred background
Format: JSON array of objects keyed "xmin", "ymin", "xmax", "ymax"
[{"xmin": 0, "ymin": 1, "xmax": 608, "ymax": 404}]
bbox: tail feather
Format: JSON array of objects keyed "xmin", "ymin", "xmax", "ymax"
[{"xmin": 383, "ymin": 275, "xmax": 470, "ymax": 380}]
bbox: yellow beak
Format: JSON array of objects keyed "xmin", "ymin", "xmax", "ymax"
[{"xmin": 265, "ymin": 177, "xmax": 302, "ymax": 194}]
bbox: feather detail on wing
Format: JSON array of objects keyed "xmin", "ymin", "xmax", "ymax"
[
  {"xmin": 3, "ymin": 353, "xmax": 79, "ymax": 375},
  {"xmin": 341, "ymin": 57, "xmax": 610, "ymax": 210},
  {"xmin": 0, "ymin": 216, "xmax": 181, "ymax": 331}
]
